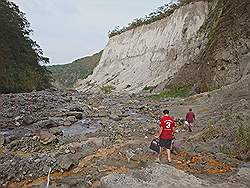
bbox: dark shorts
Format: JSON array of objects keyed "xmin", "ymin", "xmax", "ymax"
[{"xmin": 159, "ymin": 139, "xmax": 172, "ymax": 149}]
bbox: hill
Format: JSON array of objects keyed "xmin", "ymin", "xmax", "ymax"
[{"xmin": 47, "ymin": 50, "xmax": 102, "ymax": 88}]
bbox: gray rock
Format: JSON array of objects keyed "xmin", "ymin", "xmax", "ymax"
[
  {"xmin": 68, "ymin": 105, "xmax": 84, "ymax": 112},
  {"xmin": 118, "ymin": 112, "xmax": 129, "ymax": 117},
  {"xmin": 66, "ymin": 111, "xmax": 83, "ymax": 119},
  {"xmin": 64, "ymin": 120, "xmax": 72, "ymax": 126},
  {"xmin": 66, "ymin": 116, "xmax": 77, "ymax": 123},
  {"xmin": 215, "ymin": 153, "xmax": 229, "ymax": 163},
  {"xmin": 48, "ymin": 117, "xmax": 64, "ymax": 125},
  {"xmin": 98, "ymin": 112, "xmax": 109, "ymax": 117},
  {"xmin": 22, "ymin": 115, "xmax": 35, "ymax": 125},
  {"xmin": 101, "ymin": 163, "xmax": 209, "ymax": 188},
  {"xmin": 49, "ymin": 127, "xmax": 63, "ymax": 136},
  {"xmin": 69, "ymin": 146, "xmax": 76, "ymax": 154},
  {"xmin": 109, "ymin": 114, "xmax": 122, "ymax": 121},
  {"xmin": 0, "ymin": 134, "xmax": 4, "ymax": 147},
  {"xmin": 33, "ymin": 119, "xmax": 57, "ymax": 128},
  {"xmin": 64, "ymin": 148, "xmax": 70, "ymax": 154},
  {"xmin": 237, "ymin": 167, "xmax": 250, "ymax": 180},
  {"xmin": 39, "ymin": 131, "xmax": 57, "ymax": 145},
  {"xmin": 56, "ymin": 154, "xmax": 77, "ymax": 171}
]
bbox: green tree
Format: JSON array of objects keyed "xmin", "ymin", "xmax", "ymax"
[
  {"xmin": 108, "ymin": 1, "xmax": 181, "ymax": 38},
  {"xmin": 0, "ymin": 0, "xmax": 52, "ymax": 93}
]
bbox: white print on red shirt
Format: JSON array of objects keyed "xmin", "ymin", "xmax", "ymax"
[{"xmin": 164, "ymin": 120, "xmax": 173, "ymax": 129}]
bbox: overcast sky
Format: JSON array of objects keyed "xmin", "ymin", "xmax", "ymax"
[{"xmin": 11, "ymin": 0, "xmax": 171, "ymax": 65}]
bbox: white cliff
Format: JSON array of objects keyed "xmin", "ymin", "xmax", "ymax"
[{"xmin": 77, "ymin": 1, "xmax": 209, "ymax": 93}]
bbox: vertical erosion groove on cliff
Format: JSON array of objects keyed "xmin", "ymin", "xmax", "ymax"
[{"xmin": 77, "ymin": 1, "xmax": 209, "ymax": 93}]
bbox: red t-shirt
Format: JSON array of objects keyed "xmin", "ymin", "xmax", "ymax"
[
  {"xmin": 159, "ymin": 115, "xmax": 175, "ymax": 140},
  {"xmin": 186, "ymin": 112, "xmax": 195, "ymax": 123}
]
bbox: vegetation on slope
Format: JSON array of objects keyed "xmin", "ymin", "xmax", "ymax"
[
  {"xmin": 47, "ymin": 51, "xmax": 102, "ymax": 88},
  {"xmin": 146, "ymin": 87, "xmax": 189, "ymax": 100},
  {"xmin": 0, "ymin": 0, "xmax": 52, "ymax": 94},
  {"xmin": 108, "ymin": 0, "xmax": 203, "ymax": 38}
]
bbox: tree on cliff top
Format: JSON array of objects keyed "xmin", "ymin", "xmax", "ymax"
[
  {"xmin": 108, "ymin": 0, "xmax": 201, "ymax": 38},
  {"xmin": 0, "ymin": 0, "xmax": 52, "ymax": 94}
]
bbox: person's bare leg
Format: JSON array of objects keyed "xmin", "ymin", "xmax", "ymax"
[
  {"xmin": 188, "ymin": 123, "xmax": 192, "ymax": 132},
  {"xmin": 166, "ymin": 149, "xmax": 171, "ymax": 162}
]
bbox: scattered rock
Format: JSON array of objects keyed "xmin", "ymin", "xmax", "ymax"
[
  {"xmin": 65, "ymin": 148, "xmax": 70, "ymax": 154},
  {"xmin": 66, "ymin": 111, "xmax": 83, "ymax": 119},
  {"xmin": 64, "ymin": 120, "xmax": 72, "ymax": 126},
  {"xmin": 56, "ymin": 154, "xmax": 75, "ymax": 171},
  {"xmin": 118, "ymin": 112, "xmax": 129, "ymax": 117},
  {"xmin": 91, "ymin": 180, "xmax": 102, "ymax": 188},
  {"xmin": 33, "ymin": 119, "xmax": 58, "ymax": 129},
  {"xmin": 0, "ymin": 134, "xmax": 5, "ymax": 147},
  {"xmin": 66, "ymin": 116, "xmax": 77, "ymax": 123},
  {"xmin": 39, "ymin": 131, "xmax": 57, "ymax": 145},
  {"xmin": 22, "ymin": 115, "xmax": 35, "ymax": 125},
  {"xmin": 69, "ymin": 146, "xmax": 76, "ymax": 154},
  {"xmin": 101, "ymin": 163, "xmax": 209, "ymax": 188},
  {"xmin": 0, "ymin": 80, "xmax": 248, "ymax": 187},
  {"xmin": 49, "ymin": 127, "xmax": 63, "ymax": 136},
  {"xmin": 109, "ymin": 114, "xmax": 122, "ymax": 121},
  {"xmin": 68, "ymin": 105, "xmax": 84, "ymax": 112},
  {"xmin": 98, "ymin": 112, "xmax": 109, "ymax": 117}
]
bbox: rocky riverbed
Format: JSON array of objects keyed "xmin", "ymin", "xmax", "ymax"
[{"xmin": 0, "ymin": 77, "xmax": 249, "ymax": 188}]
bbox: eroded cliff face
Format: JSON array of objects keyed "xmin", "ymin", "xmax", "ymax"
[
  {"xmin": 77, "ymin": 0, "xmax": 249, "ymax": 93},
  {"xmin": 77, "ymin": 1, "xmax": 209, "ymax": 93},
  {"xmin": 166, "ymin": 0, "xmax": 250, "ymax": 93}
]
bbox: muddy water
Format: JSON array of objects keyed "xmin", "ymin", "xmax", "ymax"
[
  {"xmin": 60, "ymin": 118, "xmax": 101, "ymax": 136},
  {"xmin": 128, "ymin": 109, "xmax": 150, "ymax": 123}
]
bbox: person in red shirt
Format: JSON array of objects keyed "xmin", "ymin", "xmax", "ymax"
[
  {"xmin": 185, "ymin": 108, "xmax": 196, "ymax": 132},
  {"xmin": 156, "ymin": 109, "xmax": 176, "ymax": 163}
]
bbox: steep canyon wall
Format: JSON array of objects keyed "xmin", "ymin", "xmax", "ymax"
[{"xmin": 77, "ymin": 0, "xmax": 249, "ymax": 93}]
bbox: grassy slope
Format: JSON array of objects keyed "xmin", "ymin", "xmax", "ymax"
[{"xmin": 47, "ymin": 50, "xmax": 102, "ymax": 89}]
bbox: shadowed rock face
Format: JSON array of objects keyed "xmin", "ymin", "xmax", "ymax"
[{"xmin": 77, "ymin": 1, "xmax": 209, "ymax": 93}]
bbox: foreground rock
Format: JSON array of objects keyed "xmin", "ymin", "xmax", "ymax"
[
  {"xmin": 101, "ymin": 163, "xmax": 250, "ymax": 188},
  {"xmin": 101, "ymin": 163, "xmax": 209, "ymax": 188},
  {"xmin": 0, "ymin": 77, "xmax": 249, "ymax": 187}
]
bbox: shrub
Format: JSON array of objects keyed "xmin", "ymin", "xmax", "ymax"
[
  {"xmin": 146, "ymin": 87, "xmax": 188, "ymax": 100},
  {"xmin": 236, "ymin": 125, "xmax": 250, "ymax": 154},
  {"xmin": 100, "ymin": 85, "xmax": 115, "ymax": 94},
  {"xmin": 108, "ymin": 2, "xmax": 181, "ymax": 38},
  {"xmin": 143, "ymin": 85, "xmax": 155, "ymax": 92},
  {"xmin": 108, "ymin": 0, "xmax": 206, "ymax": 38}
]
